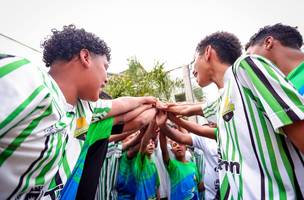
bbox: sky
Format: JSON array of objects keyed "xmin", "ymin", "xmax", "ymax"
[
  {"xmin": 1, "ymin": 0, "xmax": 304, "ymax": 101},
  {"xmin": 1, "ymin": 0, "xmax": 304, "ymax": 74}
]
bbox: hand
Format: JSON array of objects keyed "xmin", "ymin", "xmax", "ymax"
[
  {"xmin": 140, "ymin": 96, "xmax": 157, "ymax": 105},
  {"xmin": 156, "ymin": 110, "xmax": 167, "ymax": 127},
  {"xmin": 155, "ymin": 100, "xmax": 168, "ymax": 110},
  {"xmin": 167, "ymin": 112, "xmax": 181, "ymax": 125},
  {"xmin": 165, "ymin": 104, "xmax": 186, "ymax": 115}
]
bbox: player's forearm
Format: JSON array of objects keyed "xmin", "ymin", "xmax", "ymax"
[
  {"xmin": 160, "ymin": 124, "xmax": 192, "ymax": 145},
  {"xmin": 127, "ymin": 143, "xmax": 140, "ymax": 158},
  {"xmin": 109, "ymin": 131, "xmax": 132, "ymax": 142},
  {"xmin": 159, "ymin": 131, "xmax": 169, "ymax": 162},
  {"xmin": 112, "ymin": 104, "xmax": 151, "ymax": 126},
  {"xmin": 106, "ymin": 96, "xmax": 156, "ymax": 118},
  {"xmin": 123, "ymin": 130, "xmax": 145, "ymax": 150},
  {"xmin": 122, "ymin": 108, "xmax": 157, "ymax": 133},
  {"xmin": 177, "ymin": 118, "xmax": 215, "ymax": 139},
  {"xmin": 140, "ymin": 121, "xmax": 156, "ymax": 152}
]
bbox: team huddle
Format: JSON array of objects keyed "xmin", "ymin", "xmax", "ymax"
[{"xmin": 0, "ymin": 23, "xmax": 303, "ymax": 200}]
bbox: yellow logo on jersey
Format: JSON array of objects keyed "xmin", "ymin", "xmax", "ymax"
[
  {"xmin": 221, "ymin": 95, "xmax": 235, "ymax": 122},
  {"xmin": 74, "ymin": 117, "xmax": 89, "ymax": 138}
]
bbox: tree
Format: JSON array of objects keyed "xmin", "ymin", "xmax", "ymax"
[{"xmin": 104, "ymin": 57, "xmax": 183, "ymax": 101}]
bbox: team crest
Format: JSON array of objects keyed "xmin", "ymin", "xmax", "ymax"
[
  {"xmin": 221, "ymin": 95, "xmax": 235, "ymax": 122},
  {"xmin": 74, "ymin": 116, "xmax": 89, "ymax": 139}
]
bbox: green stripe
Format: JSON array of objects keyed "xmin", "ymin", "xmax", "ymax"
[
  {"xmin": 0, "ymin": 104, "xmax": 53, "ymax": 166},
  {"xmin": 258, "ymin": 58, "xmax": 304, "ymax": 113},
  {"xmin": 0, "ymin": 58, "xmax": 30, "ymax": 78},
  {"xmin": 258, "ymin": 111, "xmax": 287, "ymax": 200},
  {"xmin": 21, "ymin": 134, "xmax": 55, "ymax": 193},
  {"xmin": 204, "ymin": 100, "xmax": 218, "ymax": 117},
  {"xmin": 243, "ymin": 88, "xmax": 274, "ymax": 200},
  {"xmin": 240, "ymin": 60, "xmax": 292, "ymax": 125},
  {"xmin": 223, "ymin": 123, "xmax": 231, "ymax": 160},
  {"xmin": 0, "ymin": 85, "xmax": 45, "ymax": 137},
  {"xmin": 231, "ymin": 119, "xmax": 243, "ymax": 200},
  {"xmin": 220, "ymin": 175, "xmax": 230, "ymax": 199},
  {"xmin": 243, "ymin": 87, "xmax": 287, "ymax": 199},
  {"xmin": 35, "ymin": 131, "xmax": 63, "ymax": 185},
  {"xmin": 62, "ymin": 148, "xmax": 72, "ymax": 178}
]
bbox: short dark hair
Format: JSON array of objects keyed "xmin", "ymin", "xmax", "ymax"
[
  {"xmin": 245, "ymin": 23, "xmax": 303, "ymax": 50},
  {"xmin": 196, "ymin": 32, "xmax": 242, "ymax": 65},
  {"xmin": 41, "ymin": 24, "xmax": 111, "ymax": 67}
]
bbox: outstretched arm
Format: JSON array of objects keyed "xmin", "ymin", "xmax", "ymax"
[
  {"xmin": 168, "ymin": 113, "xmax": 215, "ymax": 140},
  {"xmin": 104, "ymin": 96, "xmax": 156, "ymax": 118},
  {"xmin": 122, "ymin": 108, "xmax": 157, "ymax": 133},
  {"xmin": 113, "ymin": 104, "xmax": 153, "ymax": 125},
  {"xmin": 162, "ymin": 102, "xmax": 204, "ymax": 116}
]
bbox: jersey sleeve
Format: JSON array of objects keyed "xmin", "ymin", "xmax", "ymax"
[
  {"xmin": 90, "ymin": 99, "xmax": 112, "ymax": 123},
  {"xmin": 0, "ymin": 56, "xmax": 50, "ymax": 135},
  {"xmin": 234, "ymin": 55, "xmax": 304, "ymax": 132},
  {"xmin": 201, "ymin": 98, "xmax": 218, "ymax": 123}
]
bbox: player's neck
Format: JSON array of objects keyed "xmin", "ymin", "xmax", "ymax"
[
  {"xmin": 49, "ymin": 62, "xmax": 78, "ymax": 106},
  {"xmin": 176, "ymin": 156, "xmax": 187, "ymax": 163},
  {"xmin": 275, "ymin": 49, "xmax": 304, "ymax": 76},
  {"xmin": 212, "ymin": 62, "xmax": 230, "ymax": 89}
]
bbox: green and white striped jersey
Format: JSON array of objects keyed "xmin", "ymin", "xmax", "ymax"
[
  {"xmin": 0, "ymin": 55, "xmax": 112, "ymax": 199},
  {"xmin": 217, "ymin": 55, "xmax": 304, "ymax": 200},
  {"xmin": 95, "ymin": 141, "xmax": 122, "ymax": 200}
]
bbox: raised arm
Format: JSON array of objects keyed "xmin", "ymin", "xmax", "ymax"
[
  {"xmin": 139, "ymin": 119, "xmax": 157, "ymax": 153},
  {"xmin": 123, "ymin": 128, "xmax": 146, "ymax": 150},
  {"xmin": 168, "ymin": 113, "xmax": 215, "ymax": 140},
  {"xmin": 127, "ymin": 143, "xmax": 141, "ymax": 159},
  {"xmin": 156, "ymin": 111, "xmax": 170, "ymax": 163},
  {"xmin": 156, "ymin": 111, "xmax": 193, "ymax": 146}
]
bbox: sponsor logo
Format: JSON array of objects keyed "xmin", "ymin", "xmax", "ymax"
[{"xmin": 217, "ymin": 149, "xmax": 240, "ymax": 175}]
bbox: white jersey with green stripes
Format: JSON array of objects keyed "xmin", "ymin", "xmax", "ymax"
[
  {"xmin": 0, "ymin": 55, "xmax": 112, "ymax": 199},
  {"xmin": 217, "ymin": 55, "xmax": 304, "ymax": 200}
]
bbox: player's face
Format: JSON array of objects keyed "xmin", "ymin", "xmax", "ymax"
[
  {"xmin": 193, "ymin": 52, "xmax": 212, "ymax": 87},
  {"xmin": 171, "ymin": 141, "xmax": 186, "ymax": 158},
  {"xmin": 79, "ymin": 54, "xmax": 109, "ymax": 102},
  {"xmin": 145, "ymin": 139, "xmax": 156, "ymax": 155}
]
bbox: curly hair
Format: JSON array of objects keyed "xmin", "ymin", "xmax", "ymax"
[
  {"xmin": 41, "ymin": 24, "xmax": 111, "ymax": 67},
  {"xmin": 245, "ymin": 23, "xmax": 303, "ymax": 50},
  {"xmin": 196, "ymin": 32, "xmax": 242, "ymax": 65}
]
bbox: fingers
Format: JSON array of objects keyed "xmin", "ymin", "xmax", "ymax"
[{"xmin": 142, "ymin": 96, "xmax": 157, "ymax": 104}]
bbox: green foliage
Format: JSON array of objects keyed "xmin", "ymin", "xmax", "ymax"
[
  {"xmin": 104, "ymin": 57, "xmax": 183, "ymax": 101},
  {"xmin": 193, "ymin": 87, "xmax": 205, "ymax": 102}
]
